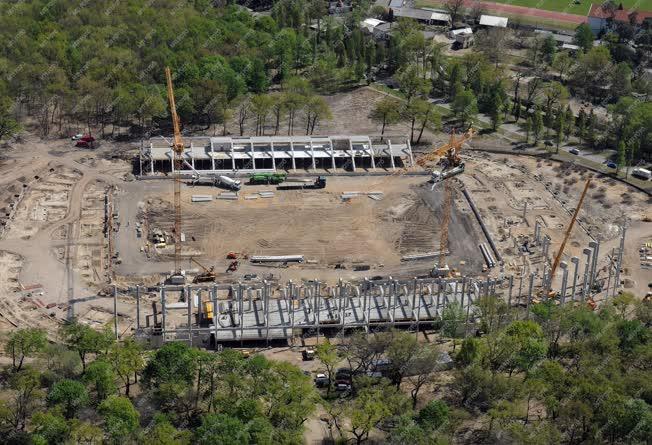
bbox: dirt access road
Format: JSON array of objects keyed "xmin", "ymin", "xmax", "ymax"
[{"xmin": 0, "ymin": 136, "xmax": 131, "ymax": 325}]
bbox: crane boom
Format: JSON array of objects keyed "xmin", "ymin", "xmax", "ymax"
[
  {"xmin": 165, "ymin": 67, "xmax": 185, "ymax": 276},
  {"xmin": 549, "ymin": 179, "xmax": 591, "ymax": 282}
]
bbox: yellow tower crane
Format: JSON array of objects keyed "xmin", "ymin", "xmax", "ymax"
[{"xmin": 165, "ymin": 67, "xmax": 186, "ymax": 283}]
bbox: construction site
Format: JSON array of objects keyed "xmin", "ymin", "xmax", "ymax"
[{"xmin": 0, "ymin": 70, "xmax": 650, "ymax": 347}]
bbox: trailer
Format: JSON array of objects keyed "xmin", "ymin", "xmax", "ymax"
[
  {"xmin": 249, "ymin": 172, "xmax": 287, "ymax": 185},
  {"xmin": 250, "ymin": 255, "xmax": 305, "ymax": 263},
  {"xmin": 277, "ymin": 176, "xmax": 326, "ymax": 190}
]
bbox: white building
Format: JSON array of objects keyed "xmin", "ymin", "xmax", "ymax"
[
  {"xmin": 140, "ymin": 135, "xmax": 414, "ymax": 174},
  {"xmin": 479, "ymin": 15, "xmax": 508, "ymax": 28}
]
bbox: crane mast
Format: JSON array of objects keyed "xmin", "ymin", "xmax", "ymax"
[
  {"xmin": 549, "ymin": 179, "xmax": 592, "ymax": 284},
  {"xmin": 165, "ymin": 67, "xmax": 185, "ymax": 277}
]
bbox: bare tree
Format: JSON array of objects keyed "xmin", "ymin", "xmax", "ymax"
[{"xmin": 445, "ymin": 0, "xmax": 466, "ymax": 24}]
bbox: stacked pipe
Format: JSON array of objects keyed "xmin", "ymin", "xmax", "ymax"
[{"xmin": 479, "ymin": 243, "xmax": 495, "ymax": 268}]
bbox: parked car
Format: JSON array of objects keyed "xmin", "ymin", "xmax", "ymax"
[
  {"xmin": 569, "ymin": 148, "xmax": 580, "ymax": 155},
  {"xmin": 314, "ymin": 373, "xmax": 330, "ymax": 388},
  {"xmin": 71, "ymin": 133, "xmax": 83, "ymax": 140},
  {"xmin": 605, "ymin": 161, "xmax": 617, "ymax": 169},
  {"xmin": 302, "ymin": 348, "xmax": 315, "ymax": 361},
  {"xmin": 335, "ymin": 382, "xmax": 351, "ymax": 392}
]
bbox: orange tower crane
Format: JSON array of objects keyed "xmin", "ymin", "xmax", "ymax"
[{"xmin": 165, "ymin": 67, "xmax": 185, "ymax": 279}]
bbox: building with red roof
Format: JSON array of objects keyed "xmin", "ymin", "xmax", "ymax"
[{"xmin": 587, "ymin": 2, "xmax": 652, "ymax": 34}]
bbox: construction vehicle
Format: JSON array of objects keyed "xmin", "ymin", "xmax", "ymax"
[
  {"xmin": 190, "ymin": 257, "xmax": 217, "ymax": 283},
  {"xmin": 277, "ymin": 176, "xmax": 326, "ymax": 190},
  {"xmin": 191, "ymin": 175, "xmax": 242, "ymax": 191},
  {"xmin": 227, "ymin": 260, "xmax": 239, "ymax": 272},
  {"xmin": 151, "ymin": 229, "xmax": 167, "ymax": 248},
  {"xmin": 418, "ymin": 128, "xmax": 475, "ymax": 183},
  {"xmin": 164, "ymin": 67, "xmax": 186, "ymax": 285},
  {"xmin": 227, "ymin": 251, "xmax": 248, "ymax": 260},
  {"xmin": 249, "ymin": 172, "xmax": 287, "ymax": 185}
]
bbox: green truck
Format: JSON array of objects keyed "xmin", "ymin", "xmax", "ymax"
[{"xmin": 249, "ymin": 173, "xmax": 287, "ymax": 185}]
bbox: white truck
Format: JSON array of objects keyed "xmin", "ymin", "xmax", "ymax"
[{"xmin": 631, "ymin": 167, "xmax": 652, "ymax": 180}]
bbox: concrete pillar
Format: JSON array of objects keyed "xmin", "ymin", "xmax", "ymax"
[
  {"xmin": 570, "ymin": 256, "xmax": 580, "ymax": 301},
  {"xmin": 150, "ymin": 143, "xmax": 155, "ymax": 174},
  {"xmin": 212, "ymin": 285, "xmax": 218, "ymax": 349},
  {"xmin": 508, "ymin": 275, "xmax": 514, "ymax": 307},
  {"xmin": 522, "ymin": 201, "xmax": 528, "ymax": 221},
  {"xmin": 367, "ymin": 137, "xmax": 376, "ymax": 170},
  {"xmin": 405, "ymin": 137, "xmax": 415, "ymax": 167},
  {"xmin": 209, "ymin": 140, "xmax": 216, "ymax": 171},
  {"xmin": 290, "ymin": 141, "xmax": 296, "ymax": 171},
  {"xmin": 348, "ymin": 139, "xmax": 356, "ymax": 172},
  {"xmin": 230, "ymin": 142, "xmax": 236, "ymax": 172},
  {"xmin": 606, "ymin": 248, "xmax": 614, "ymax": 299},
  {"xmin": 588, "ymin": 240, "xmax": 599, "ymax": 292},
  {"xmin": 581, "ymin": 248, "xmax": 592, "ymax": 301},
  {"xmin": 190, "ymin": 141, "xmax": 196, "ymax": 171},
  {"xmin": 270, "ymin": 142, "xmax": 276, "ymax": 170},
  {"xmin": 559, "ymin": 261, "xmax": 568, "ymax": 305},
  {"xmin": 113, "ymin": 286, "xmax": 118, "ymax": 340},
  {"xmin": 135, "ymin": 285, "xmax": 140, "ymax": 331},
  {"xmin": 526, "ymin": 272, "xmax": 534, "ymax": 319},
  {"xmin": 161, "ymin": 287, "xmax": 167, "ymax": 341},
  {"xmin": 187, "ymin": 286, "xmax": 192, "ymax": 346},
  {"xmin": 534, "ymin": 221, "xmax": 541, "ymax": 244},
  {"xmin": 249, "ymin": 141, "xmax": 256, "ymax": 171},
  {"xmin": 613, "ymin": 224, "xmax": 627, "ymax": 296},
  {"xmin": 328, "ymin": 139, "xmax": 335, "ymax": 171},
  {"xmin": 309, "ymin": 140, "xmax": 316, "ymax": 170},
  {"xmin": 387, "ymin": 139, "xmax": 395, "ymax": 170}
]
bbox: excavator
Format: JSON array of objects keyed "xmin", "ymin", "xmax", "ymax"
[{"xmin": 190, "ymin": 257, "xmax": 217, "ymax": 283}]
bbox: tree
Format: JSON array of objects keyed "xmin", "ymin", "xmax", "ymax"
[
  {"xmin": 402, "ymin": 99, "xmax": 429, "ymax": 144},
  {"xmin": 616, "ymin": 141, "xmax": 626, "ymax": 175},
  {"xmin": 195, "ymin": 414, "xmax": 250, "ymax": 445},
  {"xmin": 250, "ymin": 94, "xmax": 273, "ymax": 136},
  {"xmin": 564, "ymin": 106, "xmax": 574, "ymax": 141},
  {"xmin": 1, "ymin": 369, "xmax": 43, "ymax": 431},
  {"xmin": 574, "ymin": 24, "xmax": 595, "ymax": 52},
  {"xmin": 441, "ymin": 302, "xmax": 465, "ymax": 348},
  {"xmin": 141, "ymin": 415, "xmax": 191, "ymax": 445},
  {"xmin": 417, "ymin": 399, "xmax": 449, "ymax": 431},
  {"xmin": 304, "ymin": 95, "xmax": 331, "ymax": 135},
  {"xmin": 486, "ymin": 87, "xmax": 504, "ymax": 131},
  {"xmin": 524, "ymin": 116, "xmax": 532, "ymax": 143},
  {"xmin": 476, "ymin": 28, "xmax": 510, "ymax": 68},
  {"xmin": 576, "ymin": 109, "xmax": 587, "ymax": 144},
  {"xmin": 47, "ymin": 379, "xmax": 89, "ymax": 419},
  {"xmin": 142, "ymin": 341, "xmax": 197, "ymax": 389},
  {"xmin": 542, "ymin": 35, "xmax": 557, "ymax": 65},
  {"xmin": 5, "ymin": 328, "xmax": 47, "ymax": 372},
  {"xmin": 0, "ymin": 97, "xmax": 20, "ymax": 141},
  {"xmin": 415, "ymin": 102, "xmax": 441, "ymax": 144},
  {"xmin": 445, "ymin": 0, "xmax": 466, "ymax": 23},
  {"xmin": 387, "ymin": 330, "xmax": 420, "ymax": 388},
  {"xmin": 396, "ymin": 65, "xmax": 430, "ymax": 104},
  {"xmin": 236, "ymin": 97, "xmax": 251, "ymax": 136},
  {"xmin": 501, "ymin": 320, "xmax": 548, "ymax": 376},
  {"xmin": 347, "ymin": 385, "xmax": 392, "ymax": 445},
  {"xmin": 552, "ymin": 52, "xmax": 574, "ymax": 82},
  {"xmin": 315, "ymin": 339, "xmax": 338, "ymax": 396},
  {"xmin": 99, "ymin": 396, "xmax": 140, "ymax": 443},
  {"xmin": 555, "ymin": 110, "xmax": 565, "ymax": 153},
  {"xmin": 107, "ymin": 338, "xmax": 144, "ymax": 397},
  {"xmin": 611, "ymin": 62, "xmax": 632, "ymax": 98},
  {"xmin": 31, "ymin": 410, "xmax": 70, "ymax": 444},
  {"xmin": 456, "ymin": 337, "xmax": 482, "ymax": 367},
  {"xmin": 405, "ymin": 345, "xmax": 440, "ymax": 408},
  {"xmin": 533, "ymin": 107, "xmax": 544, "ymax": 143},
  {"xmin": 60, "ymin": 320, "xmax": 114, "ymax": 372},
  {"xmin": 451, "ymin": 87, "xmax": 478, "ymax": 129},
  {"xmin": 370, "ymin": 97, "xmax": 401, "ymax": 139},
  {"xmin": 83, "ymin": 360, "xmax": 117, "ymax": 402}
]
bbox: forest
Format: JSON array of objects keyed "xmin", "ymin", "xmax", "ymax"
[
  {"xmin": 0, "ymin": 0, "xmax": 650, "ymax": 162},
  {"xmin": 1, "ymin": 293, "xmax": 650, "ymax": 444}
]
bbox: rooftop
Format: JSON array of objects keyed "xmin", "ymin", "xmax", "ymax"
[
  {"xmin": 479, "ymin": 14, "xmax": 509, "ymax": 27},
  {"xmin": 588, "ymin": 3, "xmax": 652, "ymax": 24}
]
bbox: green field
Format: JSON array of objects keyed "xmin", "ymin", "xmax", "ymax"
[{"xmin": 416, "ymin": 0, "xmax": 652, "ymax": 17}]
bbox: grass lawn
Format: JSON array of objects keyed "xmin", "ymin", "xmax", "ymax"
[{"xmin": 416, "ymin": 0, "xmax": 652, "ymax": 17}]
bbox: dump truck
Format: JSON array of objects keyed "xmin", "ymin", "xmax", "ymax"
[
  {"xmin": 277, "ymin": 176, "xmax": 326, "ymax": 190},
  {"xmin": 249, "ymin": 172, "xmax": 287, "ymax": 185}
]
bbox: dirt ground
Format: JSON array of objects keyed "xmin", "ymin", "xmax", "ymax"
[
  {"xmin": 0, "ymin": 86, "xmax": 650, "ymax": 341},
  {"xmin": 115, "ymin": 175, "xmax": 487, "ymax": 285}
]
